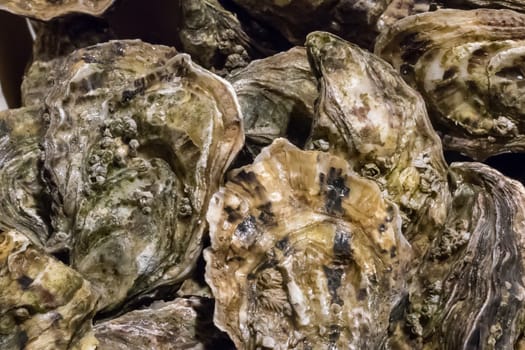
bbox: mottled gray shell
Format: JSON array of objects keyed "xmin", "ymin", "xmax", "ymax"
[
  {"xmin": 0, "ymin": 107, "xmax": 49, "ymax": 246},
  {"xmin": 229, "ymin": 46, "xmax": 317, "ymax": 160},
  {"xmin": 0, "ymin": 230, "xmax": 98, "ymax": 350},
  {"xmin": 205, "ymin": 138, "xmax": 411, "ymax": 349},
  {"xmin": 386, "ymin": 162, "xmax": 525, "ymax": 349},
  {"xmin": 94, "ymin": 297, "xmax": 233, "ymax": 349},
  {"xmin": 375, "ymin": 9, "xmax": 525, "ymax": 160},
  {"xmin": 41, "ymin": 40, "xmax": 244, "ymax": 311},
  {"xmin": 306, "ymin": 31, "xmax": 449, "ymax": 250}
]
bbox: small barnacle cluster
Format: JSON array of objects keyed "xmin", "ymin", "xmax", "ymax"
[{"xmin": 1, "ymin": 1, "xmax": 525, "ymax": 349}]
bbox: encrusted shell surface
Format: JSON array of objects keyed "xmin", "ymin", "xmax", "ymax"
[
  {"xmin": 0, "ymin": 0, "xmax": 115, "ymax": 21},
  {"xmin": 387, "ymin": 162, "xmax": 525, "ymax": 349},
  {"xmin": 0, "ymin": 230, "xmax": 98, "ymax": 350},
  {"xmin": 41, "ymin": 40, "xmax": 244, "ymax": 311},
  {"xmin": 205, "ymin": 138, "xmax": 411, "ymax": 349},
  {"xmin": 177, "ymin": 0, "xmax": 261, "ymax": 73},
  {"xmin": 230, "ymin": 0, "xmax": 392, "ymax": 49},
  {"xmin": 375, "ymin": 9, "xmax": 525, "ymax": 160},
  {"xmin": 229, "ymin": 46, "xmax": 317, "ymax": 160},
  {"xmin": 93, "ymin": 297, "xmax": 233, "ymax": 349},
  {"xmin": 305, "ymin": 31, "xmax": 449, "ymax": 250},
  {"xmin": 0, "ymin": 107, "xmax": 49, "ymax": 246}
]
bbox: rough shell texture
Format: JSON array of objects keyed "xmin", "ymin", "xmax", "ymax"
[
  {"xmin": 41, "ymin": 40, "xmax": 244, "ymax": 311},
  {"xmin": 0, "ymin": 230, "xmax": 98, "ymax": 350},
  {"xmin": 177, "ymin": 0, "xmax": 263, "ymax": 73},
  {"xmin": 387, "ymin": 162, "xmax": 525, "ymax": 349},
  {"xmin": 444, "ymin": 0, "xmax": 525, "ymax": 12},
  {"xmin": 93, "ymin": 297, "xmax": 233, "ymax": 349},
  {"xmin": 377, "ymin": 0, "xmax": 435, "ymax": 31},
  {"xmin": 230, "ymin": 0, "xmax": 392, "ymax": 49},
  {"xmin": 205, "ymin": 138, "xmax": 411, "ymax": 349},
  {"xmin": 375, "ymin": 9, "xmax": 525, "ymax": 160},
  {"xmin": 0, "ymin": 107, "xmax": 49, "ymax": 246},
  {"xmin": 229, "ymin": 46, "xmax": 317, "ymax": 160},
  {"xmin": 22, "ymin": 16, "xmax": 115, "ymax": 107},
  {"xmin": 305, "ymin": 31, "xmax": 449, "ymax": 252},
  {"xmin": 0, "ymin": 0, "xmax": 115, "ymax": 21}
]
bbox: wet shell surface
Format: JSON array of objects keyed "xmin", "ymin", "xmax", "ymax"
[
  {"xmin": 376, "ymin": 9, "xmax": 525, "ymax": 160},
  {"xmin": 205, "ymin": 138, "xmax": 411, "ymax": 349}
]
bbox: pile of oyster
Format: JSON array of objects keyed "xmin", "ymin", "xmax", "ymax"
[{"xmin": 2, "ymin": 1, "xmax": 525, "ymax": 349}]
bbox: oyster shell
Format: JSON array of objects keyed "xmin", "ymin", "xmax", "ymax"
[
  {"xmin": 94, "ymin": 297, "xmax": 233, "ymax": 349},
  {"xmin": 387, "ymin": 162, "xmax": 525, "ymax": 349},
  {"xmin": 0, "ymin": 0, "xmax": 115, "ymax": 21},
  {"xmin": 377, "ymin": 0, "xmax": 436, "ymax": 31},
  {"xmin": 0, "ymin": 230, "xmax": 98, "ymax": 350},
  {"xmin": 177, "ymin": 0, "xmax": 264, "ymax": 73},
  {"xmin": 41, "ymin": 40, "xmax": 243, "ymax": 311},
  {"xmin": 444, "ymin": 0, "xmax": 525, "ymax": 12},
  {"xmin": 229, "ymin": 0, "xmax": 392, "ymax": 49},
  {"xmin": 305, "ymin": 31, "xmax": 449, "ymax": 249},
  {"xmin": 375, "ymin": 9, "xmax": 525, "ymax": 160},
  {"xmin": 205, "ymin": 138, "xmax": 411, "ymax": 349},
  {"xmin": 0, "ymin": 107, "xmax": 49, "ymax": 246},
  {"xmin": 22, "ymin": 15, "xmax": 115, "ymax": 107},
  {"xmin": 229, "ymin": 46, "xmax": 317, "ymax": 160}
]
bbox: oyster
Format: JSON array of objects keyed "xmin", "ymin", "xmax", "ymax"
[
  {"xmin": 0, "ymin": 107, "xmax": 49, "ymax": 246},
  {"xmin": 177, "ymin": 0, "xmax": 264, "ymax": 73},
  {"xmin": 375, "ymin": 9, "xmax": 525, "ymax": 160},
  {"xmin": 94, "ymin": 297, "xmax": 233, "ymax": 349},
  {"xmin": 205, "ymin": 138, "xmax": 411, "ymax": 349},
  {"xmin": 0, "ymin": 230, "xmax": 98, "ymax": 350},
  {"xmin": 229, "ymin": 0, "xmax": 392, "ymax": 49},
  {"xmin": 377, "ymin": 0, "xmax": 436, "ymax": 31},
  {"xmin": 305, "ymin": 31, "xmax": 449, "ymax": 249},
  {"xmin": 229, "ymin": 46, "xmax": 317, "ymax": 160},
  {"xmin": 22, "ymin": 15, "xmax": 115, "ymax": 106},
  {"xmin": 0, "ymin": 0, "xmax": 115, "ymax": 21},
  {"xmin": 387, "ymin": 162, "xmax": 525, "ymax": 349},
  {"xmin": 41, "ymin": 40, "xmax": 243, "ymax": 311}
]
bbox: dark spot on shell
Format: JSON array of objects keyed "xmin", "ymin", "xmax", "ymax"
[
  {"xmin": 323, "ymin": 167, "xmax": 350, "ymax": 215},
  {"xmin": 276, "ymin": 236, "xmax": 289, "ymax": 251},
  {"xmin": 17, "ymin": 331, "xmax": 28, "ymax": 348},
  {"xmin": 357, "ymin": 288, "xmax": 367, "ymax": 301},
  {"xmin": 257, "ymin": 202, "xmax": 276, "ymax": 226},
  {"xmin": 234, "ymin": 215, "xmax": 259, "ymax": 246},
  {"xmin": 443, "ymin": 67, "xmax": 458, "ymax": 80},
  {"xmin": 329, "ymin": 325, "xmax": 341, "ymax": 343},
  {"xmin": 235, "ymin": 170, "xmax": 257, "ymax": 183},
  {"xmin": 378, "ymin": 224, "xmax": 387, "ymax": 233},
  {"xmin": 17, "ymin": 275, "xmax": 34, "ymax": 290},
  {"xmin": 333, "ymin": 229, "xmax": 352, "ymax": 264},
  {"xmin": 225, "ymin": 206, "xmax": 242, "ymax": 223},
  {"xmin": 400, "ymin": 33, "xmax": 430, "ymax": 65},
  {"xmin": 82, "ymin": 53, "xmax": 97, "ymax": 63},
  {"xmin": 390, "ymin": 246, "xmax": 397, "ymax": 258},
  {"xmin": 323, "ymin": 266, "xmax": 344, "ymax": 305}
]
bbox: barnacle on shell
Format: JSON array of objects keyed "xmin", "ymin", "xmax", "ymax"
[
  {"xmin": 41, "ymin": 40, "xmax": 244, "ymax": 311},
  {"xmin": 0, "ymin": 0, "xmax": 115, "ymax": 21},
  {"xmin": 387, "ymin": 162, "xmax": 525, "ymax": 349},
  {"xmin": 93, "ymin": 297, "xmax": 233, "ymax": 349},
  {"xmin": 0, "ymin": 230, "xmax": 98, "ymax": 350},
  {"xmin": 0, "ymin": 107, "xmax": 49, "ymax": 246},
  {"xmin": 229, "ymin": 46, "xmax": 317, "ymax": 160},
  {"xmin": 375, "ymin": 9, "xmax": 525, "ymax": 160},
  {"xmin": 305, "ymin": 31, "xmax": 449, "ymax": 249},
  {"xmin": 205, "ymin": 138, "xmax": 411, "ymax": 349}
]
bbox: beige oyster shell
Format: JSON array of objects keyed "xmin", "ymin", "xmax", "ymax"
[
  {"xmin": 0, "ymin": 230, "xmax": 98, "ymax": 350},
  {"xmin": 205, "ymin": 138, "xmax": 411, "ymax": 349},
  {"xmin": 0, "ymin": 0, "xmax": 115, "ymax": 21},
  {"xmin": 305, "ymin": 31, "xmax": 449, "ymax": 251},
  {"xmin": 375, "ymin": 9, "xmax": 525, "ymax": 160},
  {"xmin": 229, "ymin": 46, "xmax": 317, "ymax": 160},
  {"xmin": 93, "ymin": 297, "xmax": 233, "ymax": 349},
  {"xmin": 41, "ymin": 40, "xmax": 244, "ymax": 311},
  {"xmin": 0, "ymin": 107, "xmax": 49, "ymax": 246}
]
